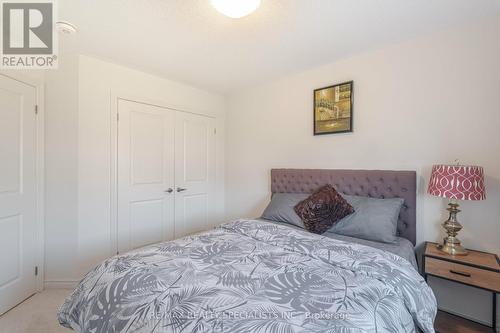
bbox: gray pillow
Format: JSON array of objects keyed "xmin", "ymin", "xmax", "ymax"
[
  {"xmin": 261, "ymin": 193, "xmax": 309, "ymax": 228},
  {"xmin": 328, "ymin": 195, "xmax": 404, "ymax": 243}
]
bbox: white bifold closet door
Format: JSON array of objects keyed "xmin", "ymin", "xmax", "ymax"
[
  {"xmin": 117, "ymin": 100, "xmax": 215, "ymax": 253},
  {"xmin": 174, "ymin": 111, "xmax": 216, "ymax": 238}
]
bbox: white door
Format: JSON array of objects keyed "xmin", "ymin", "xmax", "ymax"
[
  {"xmin": 0, "ymin": 75, "xmax": 38, "ymax": 315},
  {"xmin": 174, "ymin": 112, "xmax": 216, "ymax": 238},
  {"xmin": 117, "ymin": 100, "xmax": 175, "ymax": 253}
]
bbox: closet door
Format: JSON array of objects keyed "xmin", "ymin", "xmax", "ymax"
[
  {"xmin": 174, "ymin": 112, "xmax": 216, "ymax": 238},
  {"xmin": 117, "ymin": 100, "xmax": 175, "ymax": 253}
]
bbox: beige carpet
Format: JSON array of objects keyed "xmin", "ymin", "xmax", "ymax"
[{"xmin": 0, "ymin": 289, "xmax": 73, "ymax": 333}]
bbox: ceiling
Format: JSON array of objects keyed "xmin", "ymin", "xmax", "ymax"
[{"xmin": 60, "ymin": 0, "xmax": 500, "ymax": 94}]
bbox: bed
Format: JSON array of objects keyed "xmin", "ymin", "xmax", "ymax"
[
  {"xmin": 59, "ymin": 169, "xmax": 437, "ymax": 333},
  {"xmin": 259, "ymin": 218, "xmax": 418, "ymax": 269},
  {"xmin": 263, "ymin": 169, "xmax": 420, "ymax": 269}
]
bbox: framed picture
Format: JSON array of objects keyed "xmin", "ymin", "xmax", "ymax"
[{"xmin": 314, "ymin": 81, "xmax": 353, "ymax": 135}]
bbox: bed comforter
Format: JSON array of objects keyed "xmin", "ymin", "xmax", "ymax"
[{"xmin": 59, "ymin": 219, "xmax": 436, "ymax": 333}]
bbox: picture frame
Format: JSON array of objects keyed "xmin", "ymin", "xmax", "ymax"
[{"xmin": 313, "ymin": 81, "xmax": 353, "ymax": 135}]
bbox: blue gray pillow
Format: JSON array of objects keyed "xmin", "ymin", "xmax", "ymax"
[
  {"xmin": 261, "ymin": 192, "xmax": 404, "ymax": 244},
  {"xmin": 261, "ymin": 193, "xmax": 309, "ymax": 228},
  {"xmin": 327, "ymin": 195, "xmax": 404, "ymax": 243}
]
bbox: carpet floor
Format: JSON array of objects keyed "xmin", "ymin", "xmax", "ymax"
[{"xmin": 0, "ymin": 289, "xmax": 73, "ymax": 333}]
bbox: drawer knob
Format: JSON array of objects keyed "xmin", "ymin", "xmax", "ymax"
[{"xmin": 449, "ymin": 269, "xmax": 471, "ymax": 277}]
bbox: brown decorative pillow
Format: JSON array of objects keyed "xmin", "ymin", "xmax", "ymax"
[{"xmin": 294, "ymin": 184, "xmax": 354, "ymax": 234}]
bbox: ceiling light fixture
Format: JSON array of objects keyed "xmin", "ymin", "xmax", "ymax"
[
  {"xmin": 210, "ymin": 0, "xmax": 261, "ymax": 18},
  {"xmin": 56, "ymin": 21, "xmax": 78, "ymax": 35}
]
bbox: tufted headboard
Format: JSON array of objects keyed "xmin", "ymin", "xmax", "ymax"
[{"xmin": 271, "ymin": 169, "xmax": 417, "ymax": 245}]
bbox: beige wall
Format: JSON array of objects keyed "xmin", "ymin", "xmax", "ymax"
[{"xmin": 226, "ymin": 15, "xmax": 500, "ymax": 326}]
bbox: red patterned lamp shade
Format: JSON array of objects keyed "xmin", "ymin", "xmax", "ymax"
[{"xmin": 428, "ymin": 165, "xmax": 486, "ymax": 201}]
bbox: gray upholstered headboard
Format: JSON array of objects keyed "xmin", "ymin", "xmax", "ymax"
[{"xmin": 271, "ymin": 169, "xmax": 417, "ymax": 245}]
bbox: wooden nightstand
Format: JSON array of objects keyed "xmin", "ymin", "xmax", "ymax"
[{"xmin": 423, "ymin": 242, "xmax": 500, "ymax": 333}]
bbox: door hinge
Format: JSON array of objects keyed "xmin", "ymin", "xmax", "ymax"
[
  {"xmin": 35, "ymin": 266, "xmax": 38, "ymax": 276},
  {"xmin": 35, "ymin": 105, "xmax": 38, "ymax": 115},
  {"xmin": 214, "ymin": 128, "xmax": 217, "ymax": 135},
  {"xmin": 117, "ymin": 113, "xmax": 120, "ymax": 121}
]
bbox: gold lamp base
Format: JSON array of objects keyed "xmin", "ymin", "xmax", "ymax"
[{"xmin": 437, "ymin": 202, "xmax": 468, "ymax": 256}]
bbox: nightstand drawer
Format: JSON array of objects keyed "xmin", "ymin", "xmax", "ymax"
[{"xmin": 425, "ymin": 257, "xmax": 500, "ymax": 292}]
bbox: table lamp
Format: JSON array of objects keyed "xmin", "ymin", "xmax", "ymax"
[{"xmin": 427, "ymin": 164, "xmax": 486, "ymax": 256}]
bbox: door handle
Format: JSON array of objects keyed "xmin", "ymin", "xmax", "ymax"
[
  {"xmin": 164, "ymin": 188, "xmax": 173, "ymax": 193},
  {"xmin": 176, "ymin": 187, "xmax": 187, "ymax": 192},
  {"xmin": 449, "ymin": 270, "xmax": 471, "ymax": 278}
]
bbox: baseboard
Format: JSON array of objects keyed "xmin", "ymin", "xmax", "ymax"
[{"xmin": 44, "ymin": 280, "xmax": 79, "ymax": 289}]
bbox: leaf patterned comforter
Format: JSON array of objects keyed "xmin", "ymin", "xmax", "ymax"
[{"xmin": 59, "ymin": 219, "xmax": 437, "ymax": 333}]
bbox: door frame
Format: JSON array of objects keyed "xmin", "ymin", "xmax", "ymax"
[
  {"xmin": 110, "ymin": 92, "xmax": 217, "ymax": 256},
  {"xmin": 0, "ymin": 73, "xmax": 45, "ymax": 292}
]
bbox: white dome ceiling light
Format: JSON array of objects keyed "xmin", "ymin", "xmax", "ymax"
[
  {"xmin": 210, "ymin": 0, "xmax": 261, "ymax": 18},
  {"xmin": 56, "ymin": 21, "xmax": 78, "ymax": 35}
]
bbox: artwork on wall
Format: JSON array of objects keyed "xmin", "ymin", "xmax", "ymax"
[{"xmin": 314, "ymin": 81, "xmax": 353, "ymax": 135}]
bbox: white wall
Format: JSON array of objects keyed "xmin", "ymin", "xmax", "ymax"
[
  {"xmin": 1, "ymin": 41, "xmax": 82, "ymax": 287},
  {"xmin": 19, "ymin": 51, "xmax": 226, "ymax": 286},
  {"xmin": 226, "ymin": 15, "xmax": 500, "ymax": 327},
  {"xmin": 43, "ymin": 42, "xmax": 80, "ymax": 285},
  {"xmin": 77, "ymin": 56, "xmax": 226, "ymax": 277}
]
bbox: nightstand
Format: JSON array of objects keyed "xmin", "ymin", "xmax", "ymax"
[{"xmin": 423, "ymin": 242, "xmax": 500, "ymax": 333}]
